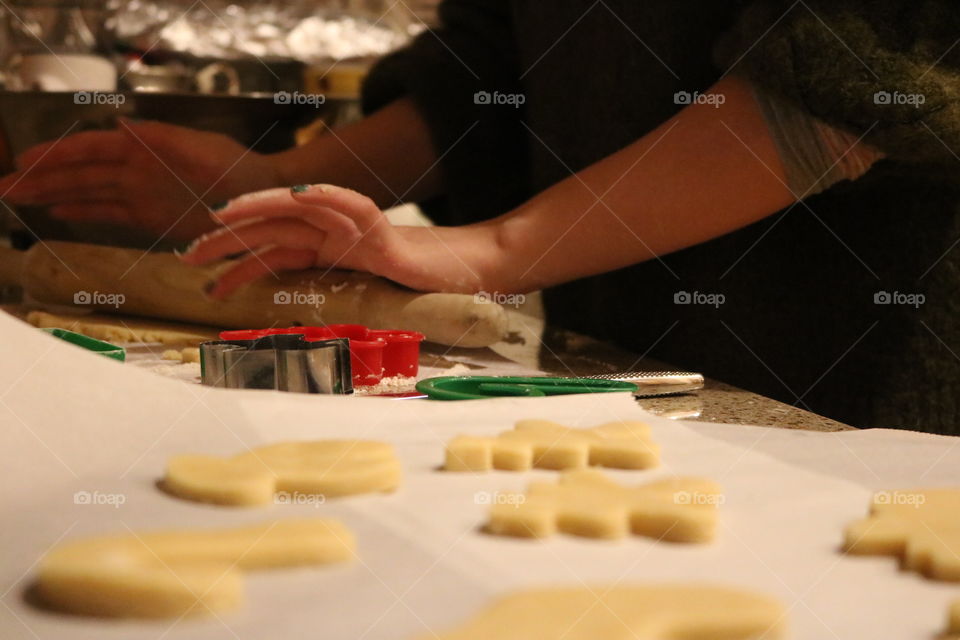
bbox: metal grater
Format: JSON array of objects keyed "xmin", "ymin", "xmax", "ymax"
[{"xmin": 584, "ymin": 371, "xmax": 704, "ymax": 397}]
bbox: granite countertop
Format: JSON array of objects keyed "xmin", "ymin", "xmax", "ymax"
[
  {"xmin": 539, "ymin": 325, "xmax": 852, "ymax": 431},
  {"xmin": 633, "ymin": 378, "xmax": 852, "ymax": 432},
  {"xmin": 423, "ymin": 309, "xmax": 854, "ymax": 432}
]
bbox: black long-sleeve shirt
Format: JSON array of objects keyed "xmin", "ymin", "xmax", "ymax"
[{"xmin": 363, "ymin": 0, "xmax": 960, "ymax": 433}]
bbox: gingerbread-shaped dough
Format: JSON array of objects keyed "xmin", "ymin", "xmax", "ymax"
[
  {"xmin": 445, "ymin": 420, "xmax": 659, "ymax": 472},
  {"xmin": 843, "ymin": 489, "xmax": 960, "ymax": 581},
  {"xmin": 37, "ymin": 519, "xmax": 354, "ymax": 618},
  {"xmin": 486, "ymin": 469, "xmax": 720, "ymax": 542},
  {"xmin": 417, "ymin": 585, "xmax": 786, "ymax": 639},
  {"xmin": 164, "ymin": 440, "xmax": 402, "ymax": 506}
]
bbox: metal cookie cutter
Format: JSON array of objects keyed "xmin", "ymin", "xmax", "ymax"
[{"xmin": 200, "ymin": 333, "xmax": 353, "ymax": 394}]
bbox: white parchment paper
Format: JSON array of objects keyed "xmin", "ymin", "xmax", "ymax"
[{"xmin": 2, "ymin": 310, "xmax": 959, "ymax": 639}]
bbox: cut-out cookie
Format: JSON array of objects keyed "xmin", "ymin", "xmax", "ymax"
[
  {"xmin": 37, "ymin": 519, "xmax": 354, "ymax": 618},
  {"xmin": 164, "ymin": 440, "xmax": 402, "ymax": 506},
  {"xmin": 843, "ymin": 489, "xmax": 960, "ymax": 580},
  {"xmin": 445, "ymin": 420, "xmax": 659, "ymax": 472},
  {"xmin": 417, "ymin": 585, "xmax": 786, "ymax": 639},
  {"xmin": 487, "ymin": 469, "xmax": 721, "ymax": 542}
]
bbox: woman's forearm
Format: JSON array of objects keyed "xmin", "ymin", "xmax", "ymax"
[
  {"xmin": 484, "ymin": 75, "xmax": 797, "ymax": 292},
  {"xmin": 271, "ymin": 97, "xmax": 442, "ymax": 209},
  {"xmin": 389, "ymin": 75, "xmax": 795, "ymax": 293}
]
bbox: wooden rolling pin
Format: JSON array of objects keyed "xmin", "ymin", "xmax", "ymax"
[{"xmin": 0, "ymin": 241, "xmax": 508, "ymax": 348}]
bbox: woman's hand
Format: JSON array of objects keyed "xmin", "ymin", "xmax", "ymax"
[
  {"xmin": 180, "ymin": 184, "xmax": 411, "ymax": 298},
  {"xmin": 179, "ymin": 184, "xmax": 505, "ymax": 298},
  {"xmin": 0, "ymin": 119, "xmax": 282, "ymax": 241}
]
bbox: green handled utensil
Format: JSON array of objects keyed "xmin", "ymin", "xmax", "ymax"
[
  {"xmin": 415, "ymin": 376, "xmax": 637, "ymax": 400},
  {"xmin": 41, "ymin": 328, "xmax": 126, "ymax": 362}
]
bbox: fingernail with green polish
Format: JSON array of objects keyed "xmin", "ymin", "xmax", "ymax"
[
  {"xmin": 291, "ymin": 184, "xmax": 311, "ymax": 193},
  {"xmin": 209, "ymin": 200, "xmax": 229, "ymax": 212}
]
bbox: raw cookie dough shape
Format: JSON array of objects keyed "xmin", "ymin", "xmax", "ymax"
[
  {"xmin": 445, "ymin": 420, "xmax": 659, "ymax": 472},
  {"xmin": 165, "ymin": 440, "xmax": 402, "ymax": 506},
  {"xmin": 36, "ymin": 519, "xmax": 354, "ymax": 618},
  {"xmin": 486, "ymin": 469, "xmax": 721, "ymax": 542},
  {"xmin": 843, "ymin": 489, "xmax": 960, "ymax": 581},
  {"xmin": 417, "ymin": 584, "xmax": 786, "ymax": 640}
]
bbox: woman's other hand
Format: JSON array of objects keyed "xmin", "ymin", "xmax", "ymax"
[{"xmin": 0, "ymin": 119, "xmax": 282, "ymax": 241}]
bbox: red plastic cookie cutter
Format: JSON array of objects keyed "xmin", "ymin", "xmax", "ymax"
[{"xmin": 218, "ymin": 325, "xmax": 425, "ymax": 386}]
